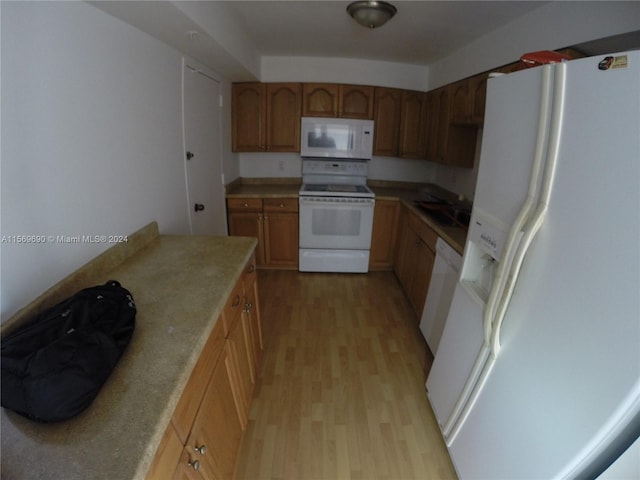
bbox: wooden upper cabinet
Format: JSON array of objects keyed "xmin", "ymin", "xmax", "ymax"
[
  {"xmin": 232, "ymin": 82, "xmax": 301, "ymax": 152},
  {"xmin": 266, "ymin": 83, "xmax": 302, "ymax": 152},
  {"xmin": 339, "ymin": 84, "xmax": 374, "ymax": 119},
  {"xmin": 424, "ymin": 89, "xmax": 441, "ymax": 162},
  {"xmin": 399, "ymin": 90, "xmax": 428, "ymax": 159},
  {"xmin": 433, "ymin": 86, "xmax": 451, "ymax": 164},
  {"xmin": 373, "ymin": 87, "xmax": 402, "ymax": 156},
  {"xmin": 470, "ymin": 73, "xmax": 488, "ymax": 123},
  {"xmin": 232, "ymin": 83, "xmax": 266, "ymax": 152},
  {"xmin": 302, "ymin": 83, "xmax": 338, "ymax": 116},
  {"xmin": 449, "ymin": 73, "xmax": 488, "ymax": 125},
  {"xmin": 449, "ymin": 79, "xmax": 473, "ymax": 125},
  {"xmin": 302, "ymin": 83, "xmax": 374, "ymax": 119}
]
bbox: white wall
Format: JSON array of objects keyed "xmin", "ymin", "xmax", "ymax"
[
  {"xmin": 1, "ymin": 2, "xmax": 190, "ymax": 321},
  {"xmin": 428, "ymin": 2, "xmax": 640, "ymax": 88},
  {"xmin": 261, "ymin": 56, "xmax": 429, "ymax": 91}
]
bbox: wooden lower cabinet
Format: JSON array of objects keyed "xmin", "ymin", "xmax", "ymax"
[
  {"xmin": 146, "ymin": 254, "xmax": 263, "ymax": 480},
  {"xmin": 394, "ymin": 205, "xmax": 437, "ymax": 317},
  {"xmin": 227, "ymin": 197, "xmax": 298, "ymax": 269},
  {"xmin": 369, "ymin": 199, "xmax": 400, "ymax": 270},
  {"xmin": 186, "ymin": 347, "xmax": 244, "ymax": 480}
]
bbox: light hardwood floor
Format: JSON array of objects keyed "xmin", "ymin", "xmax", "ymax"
[{"xmin": 234, "ymin": 270, "xmax": 458, "ymax": 480}]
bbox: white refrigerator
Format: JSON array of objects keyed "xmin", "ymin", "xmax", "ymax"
[{"xmin": 426, "ymin": 51, "xmax": 640, "ymax": 479}]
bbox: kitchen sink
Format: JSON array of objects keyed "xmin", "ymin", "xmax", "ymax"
[{"xmin": 414, "ymin": 201, "xmax": 471, "ymax": 229}]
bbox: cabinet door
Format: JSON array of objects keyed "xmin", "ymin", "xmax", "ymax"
[
  {"xmin": 232, "ymin": 83, "xmax": 266, "ymax": 152},
  {"xmin": 170, "ymin": 320, "xmax": 225, "ymax": 444},
  {"xmin": 173, "ymin": 449, "xmax": 204, "ymax": 480},
  {"xmin": 394, "ymin": 209, "xmax": 417, "ymax": 293},
  {"xmin": 302, "ymin": 83, "xmax": 338, "ymax": 117},
  {"xmin": 225, "ymin": 309, "xmax": 254, "ymax": 429},
  {"xmin": 399, "ymin": 90, "xmax": 428, "ymax": 158},
  {"xmin": 184, "ymin": 351, "xmax": 244, "ymax": 480},
  {"xmin": 266, "ymin": 83, "xmax": 301, "ymax": 152},
  {"xmin": 424, "ymin": 89, "xmax": 441, "ymax": 162},
  {"xmin": 227, "ymin": 212, "xmax": 264, "ymax": 267},
  {"xmin": 262, "ymin": 198, "xmax": 299, "ymax": 269},
  {"xmin": 470, "ymin": 73, "xmax": 488, "ymax": 124},
  {"xmin": 339, "ymin": 84, "xmax": 374, "ymax": 119},
  {"xmin": 369, "ymin": 199, "xmax": 400, "ymax": 270},
  {"xmin": 146, "ymin": 425, "xmax": 185, "ymax": 480},
  {"xmin": 373, "ymin": 87, "xmax": 402, "ymax": 156},
  {"xmin": 449, "ymin": 79, "xmax": 472, "ymax": 125},
  {"xmin": 263, "ymin": 212, "xmax": 299, "ymax": 268},
  {"xmin": 434, "ymin": 86, "xmax": 451, "ymax": 164}
]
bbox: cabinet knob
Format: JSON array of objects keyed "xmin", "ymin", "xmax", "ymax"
[
  {"xmin": 188, "ymin": 459, "xmax": 200, "ymax": 471},
  {"xmin": 244, "ymin": 302, "xmax": 253, "ymax": 313},
  {"xmin": 279, "ymin": 203, "xmax": 285, "ymax": 208},
  {"xmin": 194, "ymin": 444, "xmax": 207, "ymax": 455}
]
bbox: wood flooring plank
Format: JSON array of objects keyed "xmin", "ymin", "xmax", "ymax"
[{"xmin": 234, "ymin": 270, "xmax": 457, "ymax": 480}]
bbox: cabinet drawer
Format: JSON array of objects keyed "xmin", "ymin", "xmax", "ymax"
[
  {"xmin": 227, "ymin": 197, "xmax": 263, "ymax": 212},
  {"xmin": 263, "ymin": 197, "xmax": 299, "ymax": 213}
]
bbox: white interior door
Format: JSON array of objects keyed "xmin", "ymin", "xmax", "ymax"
[{"xmin": 183, "ymin": 59, "xmax": 226, "ymax": 235}]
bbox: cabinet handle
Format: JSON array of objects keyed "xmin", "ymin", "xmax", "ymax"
[
  {"xmin": 194, "ymin": 444, "xmax": 207, "ymax": 455},
  {"xmin": 247, "ymin": 264, "xmax": 255, "ymax": 273},
  {"xmin": 188, "ymin": 459, "xmax": 200, "ymax": 471}
]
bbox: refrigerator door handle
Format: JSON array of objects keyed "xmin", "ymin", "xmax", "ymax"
[
  {"xmin": 491, "ymin": 62, "xmax": 567, "ymax": 355},
  {"xmin": 482, "ymin": 64, "xmax": 556, "ymax": 349}
]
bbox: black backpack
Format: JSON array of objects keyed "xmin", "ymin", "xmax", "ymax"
[{"xmin": 1, "ymin": 280, "xmax": 136, "ymax": 422}]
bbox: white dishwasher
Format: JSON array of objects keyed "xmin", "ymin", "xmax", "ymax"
[{"xmin": 419, "ymin": 237, "xmax": 462, "ymax": 355}]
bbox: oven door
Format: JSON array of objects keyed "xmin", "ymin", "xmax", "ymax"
[{"xmin": 299, "ymin": 196, "xmax": 375, "ymax": 249}]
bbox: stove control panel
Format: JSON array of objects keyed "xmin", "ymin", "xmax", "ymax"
[{"xmin": 302, "ymin": 159, "xmax": 369, "ymax": 176}]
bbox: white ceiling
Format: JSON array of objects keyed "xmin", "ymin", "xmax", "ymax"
[
  {"xmin": 225, "ymin": 1, "xmax": 545, "ymax": 65},
  {"xmin": 91, "ymin": 1, "xmax": 640, "ymax": 81}
]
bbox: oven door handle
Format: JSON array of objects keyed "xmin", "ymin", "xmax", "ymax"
[{"xmin": 299, "ymin": 196, "xmax": 375, "ymax": 206}]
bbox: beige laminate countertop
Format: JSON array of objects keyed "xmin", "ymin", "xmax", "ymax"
[
  {"xmin": 226, "ymin": 180, "xmax": 468, "ymax": 254},
  {"xmin": 371, "ymin": 185, "xmax": 468, "ymax": 255},
  {"xmin": 0, "ymin": 223, "xmax": 257, "ymax": 480}
]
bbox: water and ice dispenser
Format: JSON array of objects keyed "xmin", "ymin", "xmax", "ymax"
[{"xmin": 459, "ymin": 210, "xmax": 509, "ymax": 306}]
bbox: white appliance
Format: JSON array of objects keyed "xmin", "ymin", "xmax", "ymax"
[
  {"xmin": 419, "ymin": 238, "xmax": 462, "ymax": 355},
  {"xmin": 300, "ymin": 117, "xmax": 374, "ymax": 160},
  {"xmin": 299, "ymin": 159, "xmax": 375, "ymax": 273},
  {"xmin": 426, "ymin": 51, "xmax": 640, "ymax": 479}
]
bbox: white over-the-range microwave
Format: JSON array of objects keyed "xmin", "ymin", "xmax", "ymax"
[{"xmin": 300, "ymin": 117, "xmax": 374, "ymax": 160}]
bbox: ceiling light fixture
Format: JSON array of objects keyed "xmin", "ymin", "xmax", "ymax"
[{"xmin": 347, "ymin": 1, "xmax": 397, "ymax": 29}]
